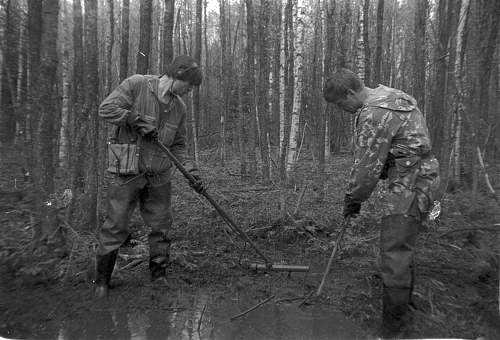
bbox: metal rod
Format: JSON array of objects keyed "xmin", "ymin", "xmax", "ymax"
[
  {"xmin": 316, "ymin": 217, "xmax": 350, "ymax": 296},
  {"xmin": 248, "ymin": 263, "xmax": 310, "ymax": 272},
  {"xmin": 155, "ymin": 139, "xmax": 272, "ymax": 265}
]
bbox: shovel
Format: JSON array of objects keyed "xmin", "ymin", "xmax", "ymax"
[{"xmin": 155, "ymin": 139, "xmax": 309, "ymax": 273}]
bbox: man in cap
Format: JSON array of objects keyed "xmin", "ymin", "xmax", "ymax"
[
  {"xmin": 94, "ymin": 55, "xmax": 204, "ymax": 297},
  {"xmin": 323, "ymin": 69, "xmax": 440, "ymax": 338}
]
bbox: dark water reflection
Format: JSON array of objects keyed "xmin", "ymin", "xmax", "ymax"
[{"xmin": 55, "ymin": 294, "xmax": 366, "ymax": 340}]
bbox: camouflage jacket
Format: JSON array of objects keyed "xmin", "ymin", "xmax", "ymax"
[
  {"xmin": 347, "ymin": 85, "xmax": 440, "ymax": 217},
  {"xmin": 99, "ymin": 74, "xmax": 195, "ymax": 178}
]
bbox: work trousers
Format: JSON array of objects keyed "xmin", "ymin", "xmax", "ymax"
[
  {"xmin": 380, "ymin": 214, "xmax": 420, "ymax": 289},
  {"xmin": 97, "ymin": 174, "xmax": 172, "ymax": 262}
]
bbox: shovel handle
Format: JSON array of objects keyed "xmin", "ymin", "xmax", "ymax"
[
  {"xmin": 316, "ymin": 217, "xmax": 350, "ymax": 296},
  {"xmin": 155, "ymin": 139, "xmax": 272, "ymax": 265}
]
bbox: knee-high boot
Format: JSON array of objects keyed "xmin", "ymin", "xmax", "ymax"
[{"xmin": 94, "ymin": 249, "xmax": 118, "ymax": 298}]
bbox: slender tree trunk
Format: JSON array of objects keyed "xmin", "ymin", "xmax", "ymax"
[
  {"xmin": 119, "ymin": 0, "xmax": 129, "ymax": 81},
  {"xmin": 219, "ymin": 0, "xmax": 227, "ymax": 166},
  {"xmin": 245, "ymin": 0, "xmax": 257, "ymax": 183},
  {"xmin": 162, "ymin": 0, "xmax": 174, "ymax": 69},
  {"xmin": 286, "ymin": 3, "xmax": 305, "ymax": 175},
  {"xmin": 192, "ymin": 0, "xmax": 202, "ymax": 166},
  {"xmin": 272, "ymin": 1, "xmax": 282, "ymax": 156},
  {"xmin": 106, "ymin": 0, "xmax": 114, "ymax": 94},
  {"xmin": 363, "ymin": 0, "xmax": 371, "ymax": 86},
  {"xmin": 452, "ymin": 0, "xmax": 470, "ymax": 186},
  {"xmin": 257, "ymin": 0, "xmax": 271, "ymax": 183},
  {"xmin": 84, "ymin": 0, "xmax": 99, "ymax": 229},
  {"xmin": 280, "ymin": 0, "xmax": 294, "ymax": 178},
  {"xmin": 137, "ymin": 0, "xmax": 152, "ymax": 74},
  {"xmin": 356, "ymin": 3, "xmax": 365, "ymax": 82},
  {"xmin": 414, "ymin": 0, "xmax": 428, "ymax": 113},
  {"xmin": 237, "ymin": 65, "xmax": 248, "ymax": 178},
  {"xmin": 374, "ymin": 0, "xmax": 384, "ymax": 84},
  {"xmin": 59, "ymin": 0, "xmax": 70, "ymax": 169}
]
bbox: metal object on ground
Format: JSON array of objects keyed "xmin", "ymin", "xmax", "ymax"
[
  {"xmin": 248, "ymin": 263, "xmax": 310, "ymax": 272},
  {"xmin": 155, "ymin": 139, "xmax": 309, "ymax": 273}
]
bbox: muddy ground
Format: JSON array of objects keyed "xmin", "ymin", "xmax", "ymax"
[{"xmin": 1, "ymin": 147, "xmax": 499, "ymax": 339}]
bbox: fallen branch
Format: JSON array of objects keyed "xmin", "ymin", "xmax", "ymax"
[
  {"xmin": 118, "ymin": 258, "xmax": 146, "ymax": 271},
  {"xmin": 197, "ymin": 303, "xmax": 207, "ymax": 333},
  {"xmin": 439, "ymin": 226, "xmax": 500, "ymax": 238},
  {"xmin": 230, "ymin": 295, "xmax": 275, "ymax": 321}
]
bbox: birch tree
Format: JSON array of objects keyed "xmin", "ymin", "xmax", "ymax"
[
  {"xmin": 286, "ymin": 2, "xmax": 305, "ymax": 175},
  {"xmin": 245, "ymin": 0, "xmax": 257, "ymax": 183},
  {"xmin": 58, "ymin": 0, "xmax": 71, "ymax": 168},
  {"xmin": 452, "ymin": 0, "xmax": 470, "ymax": 186}
]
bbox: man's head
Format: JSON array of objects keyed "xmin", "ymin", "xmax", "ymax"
[
  {"xmin": 161, "ymin": 55, "xmax": 202, "ymax": 97},
  {"xmin": 323, "ymin": 69, "xmax": 367, "ymax": 113}
]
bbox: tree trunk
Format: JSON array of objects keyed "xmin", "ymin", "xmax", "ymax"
[
  {"xmin": 162, "ymin": 0, "xmax": 174, "ymax": 69},
  {"xmin": 192, "ymin": 0, "xmax": 202, "ymax": 166},
  {"xmin": 430, "ymin": 0, "xmax": 451, "ymax": 164},
  {"xmin": 363, "ymin": 0, "xmax": 371, "ymax": 86},
  {"xmin": 373, "ymin": 0, "xmax": 384, "ymax": 84},
  {"xmin": 452, "ymin": 0, "xmax": 470, "ymax": 186},
  {"xmin": 119, "ymin": 0, "xmax": 129, "ymax": 81},
  {"xmin": 257, "ymin": 0, "xmax": 271, "ymax": 183},
  {"xmin": 356, "ymin": 3, "xmax": 365, "ymax": 82},
  {"xmin": 106, "ymin": 0, "xmax": 115, "ymax": 94},
  {"xmin": 286, "ymin": 3, "xmax": 305, "ymax": 175},
  {"xmin": 245, "ymin": 0, "xmax": 257, "ymax": 183},
  {"xmin": 414, "ymin": 0, "xmax": 428, "ymax": 113},
  {"xmin": 84, "ymin": 0, "xmax": 99, "ymax": 229},
  {"xmin": 0, "ymin": 0, "xmax": 19, "ymax": 144},
  {"xmin": 219, "ymin": 0, "xmax": 228, "ymax": 166},
  {"xmin": 280, "ymin": 0, "xmax": 294, "ymax": 179},
  {"xmin": 35, "ymin": 0, "xmax": 59, "ymax": 241},
  {"xmin": 237, "ymin": 65, "xmax": 248, "ymax": 179},
  {"xmin": 272, "ymin": 0, "xmax": 282, "ymax": 155},
  {"xmin": 137, "ymin": 0, "xmax": 152, "ymax": 74},
  {"xmin": 59, "ymin": 0, "xmax": 70, "ymax": 169}
]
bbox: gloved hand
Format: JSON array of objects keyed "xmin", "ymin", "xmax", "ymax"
[
  {"xmin": 343, "ymin": 194, "xmax": 361, "ymax": 218},
  {"xmin": 189, "ymin": 171, "xmax": 205, "ymax": 194},
  {"xmin": 134, "ymin": 119, "xmax": 158, "ymax": 138},
  {"xmin": 128, "ymin": 112, "xmax": 158, "ymax": 138}
]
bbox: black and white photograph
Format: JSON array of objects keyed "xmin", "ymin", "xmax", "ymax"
[{"xmin": 0, "ymin": 0, "xmax": 499, "ymax": 339}]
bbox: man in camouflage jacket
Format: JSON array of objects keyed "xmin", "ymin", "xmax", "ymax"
[
  {"xmin": 323, "ymin": 69, "xmax": 440, "ymax": 337},
  {"xmin": 94, "ymin": 55, "xmax": 204, "ymax": 298}
]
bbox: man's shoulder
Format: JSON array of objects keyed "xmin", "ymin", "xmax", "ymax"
[{"xmin": 365, "ymin": 85, "xmax": 417, "ymax": 112}]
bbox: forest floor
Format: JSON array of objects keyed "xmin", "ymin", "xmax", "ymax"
[{"xmin": 1, "ymin": 145, "xmax": 500, "ymax": 340}]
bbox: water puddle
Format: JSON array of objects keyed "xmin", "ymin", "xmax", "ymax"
[{"xmin": 51, "ymin": 292, "xmax": 367, "ymax": 340}]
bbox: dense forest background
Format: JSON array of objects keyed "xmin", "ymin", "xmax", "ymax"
[{"xmin": 0, "ymin": 0, "xmax": 499, "ymax": 242}]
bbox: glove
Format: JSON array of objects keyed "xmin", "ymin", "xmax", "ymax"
[
  {"xmin": 343, "ymin": 194, "xmax": 361, "ymax": 218},
  {"xmin": 128, "ymin": 112, "xmax": 158, "ymax": 138},
  {"xmin": 134, "ymin": 119, "xmax": 158, "ymax": 138},
  {"xmin": 189, "ymin": 171, "xmax": 205, "ymax": 194}
]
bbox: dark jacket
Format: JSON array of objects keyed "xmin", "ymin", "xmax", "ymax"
[{"xmin": 99, "ymin": 74, "xmax": 194, "ymax": 178}]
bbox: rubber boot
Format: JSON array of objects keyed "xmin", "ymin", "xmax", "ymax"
[
  {"xmin": 380, "ymin": 286, "xmax": 412, "ymax": 339},
  {"xmin": 94, "ymin": 249, "xmax": 118, "ymax": 298},
  {"xmin": 149, "ymin": 237, "xmax": 170, "ymax": 283}
]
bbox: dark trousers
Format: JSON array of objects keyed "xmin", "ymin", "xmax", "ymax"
[{"xmin": 97, "ymin": 175, "xmax": 172, "ymax": 261}]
